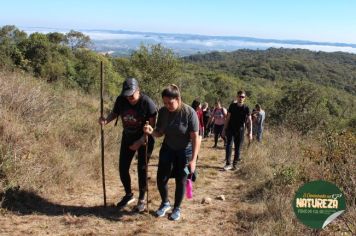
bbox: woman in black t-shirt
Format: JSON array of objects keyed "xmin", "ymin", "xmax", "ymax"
[{"xmin": 99, "ymin": 78, "xmax": 157, "ymax": 212}]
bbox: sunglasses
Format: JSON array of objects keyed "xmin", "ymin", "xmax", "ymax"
[{"xmin": 239, "ymin": 96, "xmax": 246, "ymax": 98}]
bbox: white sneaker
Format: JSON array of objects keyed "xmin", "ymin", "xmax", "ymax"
[
  {"xmin": 223, "ymin": 164, "xmax": 233, "ymax": 171},
  {"xmin": 135, "ymin": 200, "xmax": 146, "ymax": 213},
  {"xmin": 232, "ymin": 165, "xmax": 240, "ymax": 171},
  {"xmin": 156, "ymin": 202, "xmax": 171, "ymax": 217},
  {"xmin": 116, "ymin": 194, "xmax": 135, "ymax": 208}
]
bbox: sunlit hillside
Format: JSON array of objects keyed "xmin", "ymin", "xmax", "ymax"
[
  {"xmin": 0, "ymin": 25, "xmax": 355, "ymax": 235},
  {"xmin": 0, "ymin": 70, "xmax": 355, "ymax": 235}
]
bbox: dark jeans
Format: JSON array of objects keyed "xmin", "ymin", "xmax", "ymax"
[
  {"xmin": 213, "ymin": 124, "xmax": 225, "ymax": 146},
  {"xmin": 119, "ymin": 134, "xmax": 154, "ymax": 200},
  {"xmin": 256, "ymin": 126, "xmax": 263, "ymax": 142},
  {"xmin": 203, "ymin": 118, "xmax": 211, "ymax": 137},
  {"xmin": 157, "ymin": 144, "xmax": 192, "ymax": 208},
  {"xmin": 225, "ymin": 127, "xmax": 244, "ymax": 166}
]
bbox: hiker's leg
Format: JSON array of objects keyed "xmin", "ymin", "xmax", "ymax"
[
  {"xmin": 213, "ymin": 124, "xmax": 219, "ymax": 146},
  {"xmin": 119, "ymin": 136, "xmax": 136, "ymax": 195},
  {"xmin": 204, "ymin": 123, "xmax": 209, "ymax": 138},
  {"xmin": 173, "ymin": 146, "xmax": 191, "ymax": 208},
  {"xmin": 218, "ymin": 124, "xmax": 225, "ymax": 144},
  {"xmin": 233, "ymin": 127, "xmax": 245, "ymax": 165},
  {"xmin": 257, "ymin": 126, "xmax": 263, "ymax": 142},
  {"xmin": 157, "ymin": 145, "xmax": 173, "ymax": 203},
  {"xmin": 225, "ymin": 131, "xmax": 233, "ymax": 165},
  {"xmin": 137, "ymin": 135, "xmax": 155, "ymax": 200},
  {"xmin": 221, "ymin": 126, "xmax": 226, "ymax": 146},
  {"xmin": 217, "ymin": 124, "xmax": 223, "ymax": 138}
]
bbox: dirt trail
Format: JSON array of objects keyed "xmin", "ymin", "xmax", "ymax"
[{"xmin": 0, "ymin": 139, "xmax": 259, "ymax": 236}]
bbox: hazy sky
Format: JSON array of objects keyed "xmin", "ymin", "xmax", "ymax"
[{"xmin": 1, "ymin": 0, "xmax": 355, "ymax": 43}]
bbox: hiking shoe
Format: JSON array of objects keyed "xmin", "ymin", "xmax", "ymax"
[
  {"xmin": 156, "ymin": 202, "xmax": 171, "ymax": 217},
  {"xmin": 223, "ymin": 164, "xmax": 233, "ymax": 171},
  {"xmin": 169, "ymin": 207, "xmax": 181, "ymax": 221},
  {"xmin": 116, "ymin": 194, "xmax": 135, "ymax": 208},
  {"xmin": 135, "ymin": 199, "xmax": 146, "ymax": 213},
  {"xmin": 232, "ymin": 165, "xmax": 240, "ymax": 171}
]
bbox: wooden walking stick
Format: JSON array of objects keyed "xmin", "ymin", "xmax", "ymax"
[
  {"xmin": 144, "ymin": 121, "xmax": 149, "ymax": 213},
  {"xmin": 100, "ymin": 61, "xmax": 107, "ymax": 207}
]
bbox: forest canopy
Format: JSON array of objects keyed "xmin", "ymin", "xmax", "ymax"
[{"xmin": 1, "ymin": 25, "xmax": 355, "ymax": 134}]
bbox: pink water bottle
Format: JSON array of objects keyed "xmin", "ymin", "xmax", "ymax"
[{"xmin": 186, "ymin": 178, "xmax": 193, "ymax": 199}]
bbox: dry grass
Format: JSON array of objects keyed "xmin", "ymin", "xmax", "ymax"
[
  {"xmin": 0, "ymin": 71, "xmax": 120, "ymax": 193},
  {"xmin": 239, "ymin": 129, "xmax": 355, "ymax": 235},
  {"xmin": 0, "ymin": 71, "xmax": 355, "ymax": 235}
]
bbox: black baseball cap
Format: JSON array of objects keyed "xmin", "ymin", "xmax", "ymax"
[{"xmin": 121, "ymin": 78, "xmax": 139, "ymax": 96}]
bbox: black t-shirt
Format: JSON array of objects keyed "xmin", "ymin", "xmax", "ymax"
[
  {"xmin": 203, "ymin": 109, "xmax": 211, "ymax": 124},
  {"xmin": 227, "ymin": 103, "xmax": 250, "ymax": 132},
  {"xmin": 112, "ymin": 93, "xmax": 157, "ymax": 137}
]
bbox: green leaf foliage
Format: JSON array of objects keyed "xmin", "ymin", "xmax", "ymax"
[
  {"xmin": 0, "ymin": 25, "xmax": 354, "ymax": 133},
  {"xmin": 185, "ymin": 48, "xmax": 356, "ymax": 95},
  {"xmin": 130, "ymin": 44, "xmax": 182, "ymax": 103}
]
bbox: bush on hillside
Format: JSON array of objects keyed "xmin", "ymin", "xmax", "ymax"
[
  {"xmin": 269, "ymin": 82, "xmax": 330, "ymax": 134},
  {"xmin": 130, "ymin": 44, "xmax": 182, "ymax": 103},
  {"xmin": 304, "ymin": 131, "xmax": 356, "ymax": 207}
]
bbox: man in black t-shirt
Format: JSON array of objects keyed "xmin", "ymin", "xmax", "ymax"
[
  {"xmin": 222, "ymin": 90, "xmax": 252, "ymax": 170},
  {"xmin": 99, "ymin": 78, "xmax": 157, "ymax": 212}
]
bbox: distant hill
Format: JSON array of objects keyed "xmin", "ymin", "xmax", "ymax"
[
  {"xmin": 1, "ymin": 25, "xmax": 355, "ymax": 132},
  {"xmin": 21, "ymin": 27, "xmax": 356, "ymax": 56},
  {"xmin": 184, "ymin": 48, "xmax": 356, "ymax": 94}
]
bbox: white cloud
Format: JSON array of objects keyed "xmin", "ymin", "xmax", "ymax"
[{"xmin": 22, "ymin": 27, "xmax": 356, "ymax": 54}]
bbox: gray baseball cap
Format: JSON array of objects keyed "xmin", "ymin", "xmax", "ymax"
[{"xmin": 121, "ymin": 78, "xmax": 139, "ymax": 96}]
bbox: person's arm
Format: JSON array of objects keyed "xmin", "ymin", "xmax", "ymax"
[
  {"xmin": 99, "ymin": 96, "xmax": 121, "ymax": 126},
  {"xmin": 99, "ymin": 112, "xmax": 118, "ymax": 125},
  {"xmin": 199, "ymin": 111, "xmax": 204, "ymax": 128},
  {"xmin": 143, "ymin": 124, "xmax": 164, "ymax": 138},
  {"xmin": 198, "ymin": 111, "xmax": 204, "ymax": 136},
  {"xmin": 129, "ymin": 115, "xmax": 157, "ymax": 151},
  {"xmin": 246, "ymin": 115, "xmax": 253, "ymax": 141},
  {"xmin": 207, "ymin": 116, "xmax": 214, "ymax": 127},
  {"xmin": 223, "ymin": 108, "xmax": 228, "ymax": 119},
  {"xmin": 221, "ymin": 112, "xmax": 231, "ymax": 137},
  {"xmin": 258, "ymin": 111, "xmax": 266, "ymax": 127},
  {"xmin": 189, "ymin": 131, "xmax": 201, "ymax": 173}
]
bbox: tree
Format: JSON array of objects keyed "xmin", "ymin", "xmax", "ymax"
[
  {"xmin": 130, "ymin": 44, "xmax": 182, "ymax": 103},
  {"xmin": 0, "ymin": 25, "xmax": 27, "ymax": 69},
  {"xmin": 111, "ymin": 57, "xmax": 135, "ymax": 79},
  {"xmin": 270, "ymin": 82, "xmax": 330, "ymax": 134},
  {"xmin": 19, "ymin": 32, "xmax": 73, "ymax": 81},
  {"xmin": 0, "ymin": 25, "xmax": 27, "ymax": 44},
  {"xmin": 204, "ymin": 74, "xmax": 239, "ymax": 105},
  {"xmin": 72, "ymin": 51, "xmax": 122, "ymax": 95},
  {"xmin": 65, "ymin": 30, "xmax": 91, "ymax": 50},
  {"xmin": 19, "ymin": 33, "xmax": 51, "ymax": 76},
  {"xmin": 47, "ymin": 32, "xmax": 67, "ymax": 45}
]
